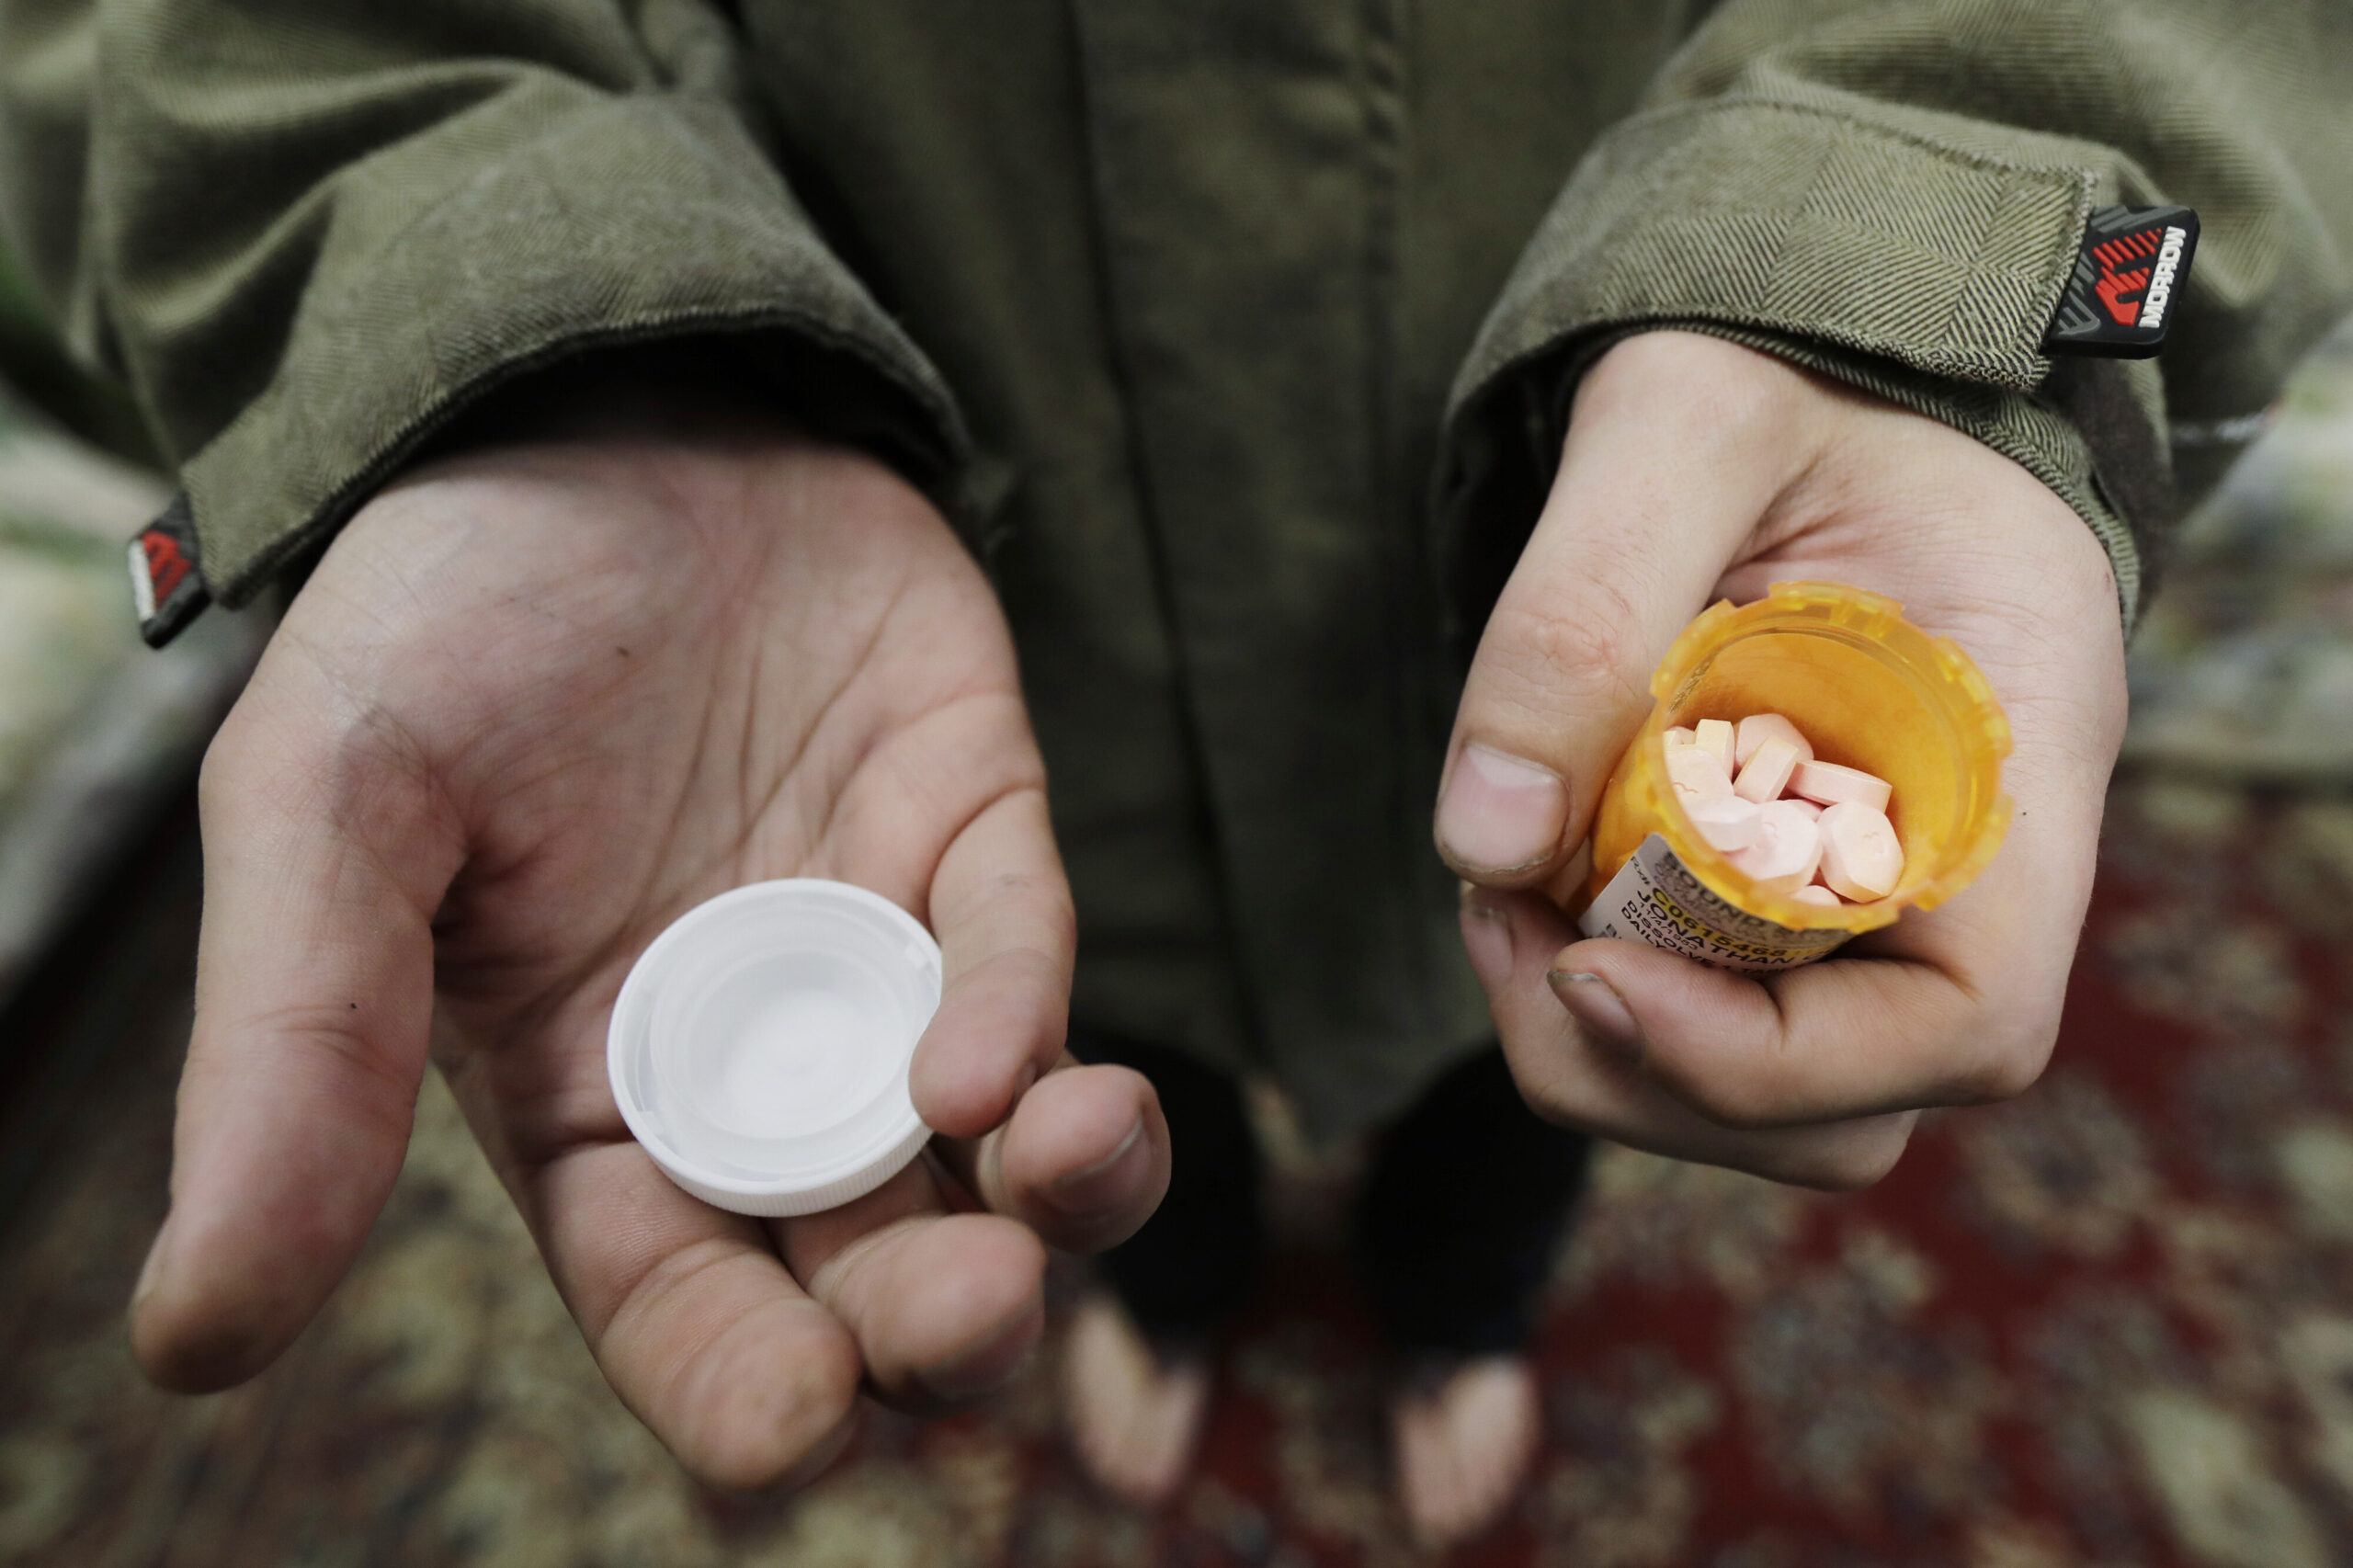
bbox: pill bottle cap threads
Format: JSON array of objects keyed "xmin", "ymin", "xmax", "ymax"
[{"xmin": 608, "ymin": 879, "xmax": 940, "ymax": 1217}]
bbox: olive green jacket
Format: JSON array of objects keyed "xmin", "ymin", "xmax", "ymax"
[{"xmin": 5, "ymin": 0, "xmax": 2348, "ymax": 1136}]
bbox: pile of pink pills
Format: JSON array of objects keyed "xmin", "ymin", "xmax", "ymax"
[{"xmin": 1663, "ymin": 714, "xmax": 1903, "ymax": 907}]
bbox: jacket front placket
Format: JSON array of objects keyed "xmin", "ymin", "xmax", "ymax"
[{"xmin": 1066, "ymin": 0, "xmax": 1486, "ymax": 1132}]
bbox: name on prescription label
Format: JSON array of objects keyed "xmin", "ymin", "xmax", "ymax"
[{"xmin": 1576, "ymin": 834, "xmax": 1849, "ymax": 971}]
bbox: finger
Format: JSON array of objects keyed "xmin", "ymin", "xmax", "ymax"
[
  {"xmin": 1541, "ymin": 936, "xmax": 1997, "ymax": 1129},
  {"xmin": 1434, "ymin": 332, "xmax": 1814, "ymax": 887},
  {"xmin": 1461, "ymin": 886, "xmax": 1915, "ymax": 1190},
  {"xmin": 133, "ymin": 651, "xmax": 465, "ymax": 1391},
  {"xmin": 772, "ymin": 1159, "xmax": 1047, "ymax": 1411},
  {"xmin": 935, "ymin": 1056, "xmax": 1172, "ymax": 1255},
  {"xmin": 907, "ymin": 787, "xmax": 1074, "ymax": 1133},
  {"xmin": 908, "ymin": 787, "xmax": 1171, "ymax": 1251},
  {"xmin": 535, "ymin": 1139, "xmax": 863, "ymax": 1489}
]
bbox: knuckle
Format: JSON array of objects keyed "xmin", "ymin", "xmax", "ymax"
[
  {"xmin": 1931, "ymin": 983, "xmax": 2062, "ymax": 1105},
  {"xmin": 1480, "ymin": 587, "xmax": 1650, "ymax": 724},
  {"xmin": 197, "ymin": 688, "xmax": 298, "ymax": 815},
  {"xmin": 1807, "ymin": 1157, "xmax": 1892, "ymax": 1195},
  {"xmin": 1790, "ymin": 1131, "xmax": 1908, "ymax": 1193},
  {"xmin": 1517, "ymin": 1081, "xmax": 1574, "ymax": 1130},
  {"xmin": 195, "ymin": 726, "xmax": 245, "ymax": 824},
  {"xmin": 1687, "ymin": 1087, "xmax": 1790, "ymax": 1134},
  {"xmin": 1495, "ymin": 1036, "xmax": 1577, "ymax": 1129},
  {"xmin": 1957, "ymin": 1026, "xmax": 2056, "ymax": 1104},
  {"xmin": 239, "ymin": 1003, "xmax": 418, "ymax": 1108},
  {"xmin": 201, "ymin": 674, "xmax": 435, "ymax": 843},
  {"xmin": 1647, "ymin": 1048, "xmax": 1803, "ymax": 1133}
]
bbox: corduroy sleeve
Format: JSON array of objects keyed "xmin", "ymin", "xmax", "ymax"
[
  {"xmin": 0, "ymin": 0, "xmax": 970, "ymax": 622},
  {"xmin": 1439, "ymin": 0, "xmax": 2353, "ymax": 630}
]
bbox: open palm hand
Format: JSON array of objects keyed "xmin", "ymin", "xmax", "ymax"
[{"xmin": 133, "ymin": 392, "xmax": 1168, "ymax": 1485}]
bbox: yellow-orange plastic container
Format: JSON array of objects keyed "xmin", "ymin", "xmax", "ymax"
[{"xmin": 1574, "ymin": 581, "xmax": 2011, "ymax": 970}]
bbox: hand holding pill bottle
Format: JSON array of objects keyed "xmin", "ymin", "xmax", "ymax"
[{"xmin": 1438, "ymin": 331, "xmax": 2127, "ymax": 1193}]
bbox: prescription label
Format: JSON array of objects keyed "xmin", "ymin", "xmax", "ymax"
[{"xmin": 1577, "ymin": 834, "xmax": 1849, "ymax": 971}]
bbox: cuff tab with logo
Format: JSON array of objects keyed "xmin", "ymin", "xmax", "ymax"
[
  {"xmin": 2044, "ymin": 205, "xmax": 2200, "ymax": 359},
  {"xmin": 129, "ymin": 494, "xmax": 211, "ymax": 649}
]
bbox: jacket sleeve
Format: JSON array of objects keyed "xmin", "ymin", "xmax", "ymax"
[
  {"xmin": 0, "ymin": 0, "xmax": 971, "ymax": 617},
  {"xmin": 1439, "ymin": 0, "xmax": 2353, "ymax": 630}
]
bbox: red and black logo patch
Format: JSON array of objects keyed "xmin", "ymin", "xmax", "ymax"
[
  {"xmin": 128, "ymin": 494, "xmax": 210, "ymax": 648},
  {"xmin": 2045, "ymin": 205, "xmax": 2199, "ymax": 359}
]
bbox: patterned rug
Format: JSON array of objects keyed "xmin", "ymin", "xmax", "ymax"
[{"xmin": 6, "ymin": 769, "xmax": 2353, "ymax": 1568}]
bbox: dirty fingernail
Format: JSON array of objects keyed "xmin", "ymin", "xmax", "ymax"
[
  {"xmin": 1547, "ymin": 970, "xmax": 1643, "ymax": 1056},
  {"xmin": 1437, "ymin": 744, "xmax": 1568, "ymax": 876},
  {"xmin": 1045, "ymin": 1114, "xmax": 1145, "ymax": 1218}
]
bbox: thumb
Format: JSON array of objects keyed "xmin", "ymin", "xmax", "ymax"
[
  {"xmin": 1435, "ymin": 332, "xmax": 1812, "ymax": 887},
  {"xmin": 133, "ymin": 652, "xmax": 462, "ymax": 1391}
]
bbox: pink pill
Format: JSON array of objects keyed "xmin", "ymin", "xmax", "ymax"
[
  {"xmin": 1735, "ymin": 713, "xmax": 1813, "ymax": 769},
  {"xmin": 1790, "ymin": 758, "xmax": 1892, "ymax": 812},
  {"xmin": 1733, "ymin": 734, "xmax": 1802, "ymax": 803},
  {"xmin": 1818, "ymin": 801, "xmax": 1904, "ymax": 900},
  {"xmin": 1666, "ymin": 744, "xmax": 1733, "ymax": 803},
  {"xmin": 1663, "ymin": 725, "xmax": 1698, "ymax": 750},
  {"xmin": 1786, "ymin": 798, "xmax": 1824, "ymax": 820},
  {"xmin": 1727, "ymin": 799, "xmax": 1823, "ymax": 895},
  {"xmin": 1682, "ymin": 794, "xmax": 1761, "ymax": 853},
  {"xmin": 1790, "ymin": 883, "xmax": 1843, "ymax": 908},
  {"xmin": 1694, "ymin": 719, "xmax": 1735, "ymax": 774}
]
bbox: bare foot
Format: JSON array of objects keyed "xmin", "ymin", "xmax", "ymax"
[
  {"xmin": 1063, "ymin": 1293, "xmax": 1212, "ymax": 1507},
  {"xmin": 1390, "ymin": 1356, "xmax": 1541, "ymax": 1551}
]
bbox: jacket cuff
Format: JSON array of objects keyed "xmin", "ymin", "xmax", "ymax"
[
  {"xmin": 176, "ymin": 94, "xmax": 970, "ymax": 609},
  {"xmin": 1440, "ymin": 96, "xmax": 2165, "ymax": 630},
  {"xmin": 1649, "ymin": 324, "xmax": 2161, "ymax": 630}
]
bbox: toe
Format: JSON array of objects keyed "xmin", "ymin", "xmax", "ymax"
[
  {"xmin": 1392, "ymin": 1356, "xmax": 1540, "ymax": 1551},
  {"xmin": 1063, "ymin": 1293, "xmax": 1211, "ymax": 1508}
]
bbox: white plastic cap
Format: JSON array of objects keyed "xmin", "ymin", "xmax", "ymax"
[{"xmin": 607, "ymin": 879, "xmax": 941, "ymax": 1217}]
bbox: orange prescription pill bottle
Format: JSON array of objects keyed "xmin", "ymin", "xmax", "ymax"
[{"xmin": 1572, "ymin": 581, "xmax": 2011, "ymax": 971}]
